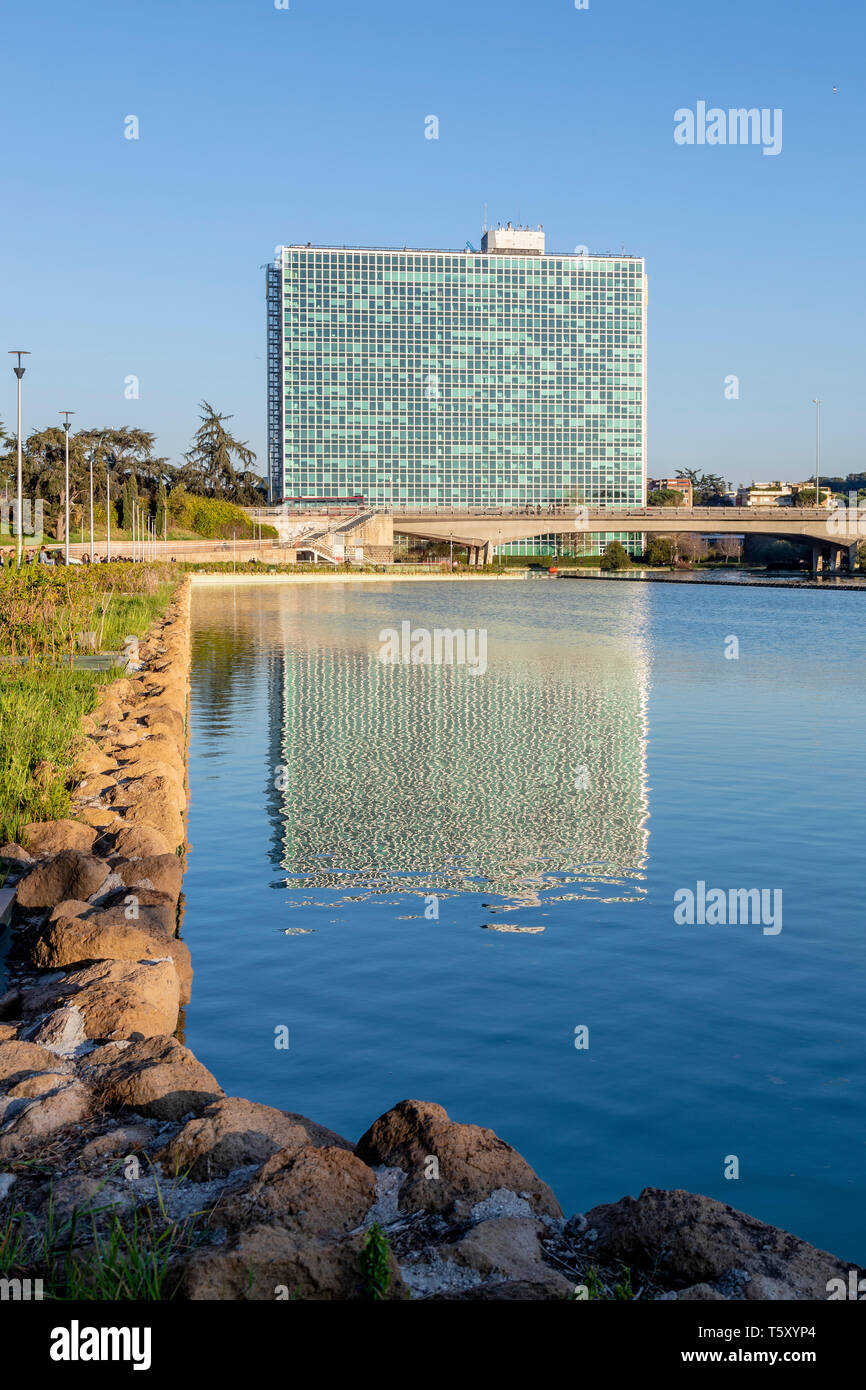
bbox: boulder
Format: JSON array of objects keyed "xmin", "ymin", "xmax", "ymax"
[
  {"xmin": 115, "ymin": 738, "xmax": 180, "ymax": 772},
  {"xmin": 79, "ymin": 1121, "xmax": 161, "ymax": 1163},
  {"xmin": 157, "ymin": 1098, "xmax": 352, "ymax": 1181},
  {"xmin": 109, "ymin": 824, "xmax": 174, "ymax": 859},
  {"xmin": 441, "ymin": 1216, "xmax": 571, "ymax": 1294},
  {"xmin": 180, "ymin": 1225, "xmax": 405, "ymax": 1301},
  {"xmin": 21, "ymin": 819, "xmax": 97, "ymax": 856},
  {"xmin": 583, "ymin": 1188, "xmax": 865, "ymax": 1301},
  {"xmin": 76, "ymin": 773, "xmax": 117, "ymax": 798},
  {"xmin": 0, "ymin": 843, "xmax": 35, "ymax": 866},
  {"xmin": 116, "ymin": 800, "xmax": 184, "ymax": 851},
  {"xmin": 77, "ymin": 807, "xmax": 120, "ymax": 830},
  {"xmin": 30, "ymin": 913, "xmax": 192, "ymax": 1003},
  {"xmin": 356, "ymin": 1100, "xmax": 561, "ymax": 1219},
  {"xmin": 222, "ymin": 1145, "xmax": 375, "ymax": 1238},
  {"xmin": 16, "ymin": 851, "xmax": 110, "ymax": 909},
  {"xmin": 110, "ymin": 773, "xmax": 187, "ymax": 821},
  {"xmin": 0, "ymin": 1040, "xmax": 70, "ymax": 1085},
  {"xmin": 95, "ymin": 891, "xmax": 178, "ymax": 935},
  {"xmin": 0, "ymin": 1078, "xmax": 91, "ymax": 1156},
  {"xmin": 82, "ymin": 1036, "xmax": 223, "ymax": 1119},
  {"xmin": 114, "ymin": 854, "xmax": 184, "ymax": 899},
  {"xmin": 21, "ymin": 958, "xmax": 180, "ymax": 1041},
  {"xmin": 75, "ymin": 746, "xmax": 118, "ymax": 778}
]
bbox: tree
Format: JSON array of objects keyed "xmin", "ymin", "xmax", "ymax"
[
  {"xmin": 155, "ymin": 479, "xmax": 168, "ymax": 538},
  {"xmin": 644, "ymin": 535, "xmax": 674, "ymax": 566},
  {"xmin": 178, "ymin": 402, "xmax": 261, "ymax": 502},
  {"xmin": 599, "ymin": 540, "xmax": 631, "ymax": 571},
  {"xmin": 677, "ymin": 533, "xmax": 707, "ymax": 565},
  {"xmin": 680, "ymin": 469, "xmax": 727, "ymax": 505},
  {"xmin": 715, "ymin": 536, "xmax": 742, "ymax": 565},
  {"xmin": 122, "ymin": 474, "xmax": 138, "ymax": 531}
]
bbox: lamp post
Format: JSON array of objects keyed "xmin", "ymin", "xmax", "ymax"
[
  {"xmin": 812, "ymin": 398, "xmax": 821, "ymax": 507},
  {"xmin": 106, "ymin": 464, "xmax": 111, "ymax": 562},
  {"xmin": 60, "ymin": 412, "xmax": 74, "ymax": 564},
  {"xmin": 8, "ymin": 351, "xmax": 30, "ymax": 564},
  {"xmin": 88, "ymin": 450, "xmax": 94, "ymax": 558}
]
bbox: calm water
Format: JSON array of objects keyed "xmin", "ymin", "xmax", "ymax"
[{"xmin": 183, "ymin": 579, "xmax": 866, "ymax": 1262}]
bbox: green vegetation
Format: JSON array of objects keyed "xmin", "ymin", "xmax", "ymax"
[
  {"xmin": 0, "ymin": 1179, "xmax": 198, "ymax": 1300},
  {"xmin": 357, "ymin": 1222, "xmax": 392, "ymax": 1300},
  {"xmin": 0, "ymin": 564, "xmax": 180, "ymax": 841},
  {"xmin": 647, "ymin": 488, "xmax": 685, "ymax": 507},
  {"xmin": 643, "ymin": 535, "xmax": 675, "ymax": 566},
  {"xmin": 167, "ymin": 486, "xmax": 276, "ymax": 541},
  {"xmin": 599, "ymin": 540, "xmax": 632, "ymax": 571}
]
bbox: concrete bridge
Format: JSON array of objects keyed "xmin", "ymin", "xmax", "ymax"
[{"xmin": 249, "ymin": 505, "xmax": 858, "ymax": 571}]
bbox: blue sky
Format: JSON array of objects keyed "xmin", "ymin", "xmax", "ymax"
[{"xmin": 1, "ymin": 0, "xmax": 863, "ymax": 484}]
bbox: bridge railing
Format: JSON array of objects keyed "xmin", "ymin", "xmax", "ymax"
[{"xmin": 251, "ymin": 503, "xmax": 833, "ymax": 522}]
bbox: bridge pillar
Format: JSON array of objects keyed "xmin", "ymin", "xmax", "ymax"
[
  {"xmin": 811, "ymin": 544, "xmax": 824, "ymax": 573},
  {"xmin": 848, "ymin": 542, "xmax": 859, "ymax": 573}
]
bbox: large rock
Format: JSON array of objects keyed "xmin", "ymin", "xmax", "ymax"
[
  {"xmin": 96, "ymin": 890, "xmax": 178, "ymax": 935},
  {"xmin": 21, "ymin": 819, "xmax": 98, "ymax": 856},
  {"xmin": 441, "ymin": 1216, "xmax": 572, "ymax": 1295},
  {"xmin": 157, "ymin": 1098, "xmax": 351, "ymax": 1181},
  {"xmin": 138, "ymin": 705, "xmax": 185, "ymax": 739},
  {"xmin": 584, "ymin": 1188, "xmax": 865, "ymax": 1301},
  {"xmin": 0, "ymin": 1078, "xmax": 91, "ymax": 1157},
  {"xmin": 114, "ymin": 854, "xmax": 184, "ymax": 899},
  {"xmin": 82, "ymin": 1036, "xmax": 223, "ymax": 1119},
  {"xmin": 76, "ymin": 745, "xmax": 119, "ymax": 778},
  {"xmin": 110, "ymin": 773, "xmax": 187, "ymax": 822},
  {"xmin": 180, "ymin": 1225, "xmax": 404, "ymax": 1301},
  {"xmin": 0, "ymin": 842, "xmax": 35, "ymax": 866},
  {"xmin": 225, "ymin": 1146, "xmax": 375, "ymax": 1238},
  {"xmin": 31, "ymin": 912, "xmax": 192, "ymax": 1004},
  {"xmin": 115, "ymin": 738, "xmax": 181, "ymax": 773},
  {"xmin": 21, "ymin": 958, "xmax": 180, "ymax": 1041},
  {"xmin": 109, "ymin": 824, "xmax": 174, "ymax": 859},
  {"xmin": 356, "ymin": 1100, "xmax": 561, "ymax": 1219},
  {"xmin": 0, "ymin": 1040, "xmax": 70, "ymax": 1085},
  {"xmin": 116, "ymin": 800, "xmax": 185, "ymax": 851},
  {"xmin": 16, "ymin": 851, "xmax": 110, "ymax": 909}
]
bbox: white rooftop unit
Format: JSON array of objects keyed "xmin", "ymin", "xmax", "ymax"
[{"xmin": 481, "ymin": 222, "xmax": 545, "ymax": 255}]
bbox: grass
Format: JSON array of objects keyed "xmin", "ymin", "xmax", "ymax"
[
  {"xmin": 0, "ymin": 567, "xmax": 181, "ymax": 843},
  {"xmin": 0, "ymin": 1178, "xmax": 198, "ymax": 1300}
]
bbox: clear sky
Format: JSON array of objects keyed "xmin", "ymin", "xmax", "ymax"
[{"xmin": 1, "ymin": 0, "xmax": 863, "ymax": 485}]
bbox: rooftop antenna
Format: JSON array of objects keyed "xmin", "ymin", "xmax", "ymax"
[{"xmin": 482, "ymin": 203, "xmax": 488, "ymax": 233}]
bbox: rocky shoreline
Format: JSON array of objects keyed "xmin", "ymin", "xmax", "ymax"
[{"xmin": 0, "ymin": 575, "xmax": 861, "ymax": 1300}]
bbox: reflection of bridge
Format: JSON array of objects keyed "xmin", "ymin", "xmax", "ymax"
[{"xmin": 250, "ymin": 506, "xmax": 857, "ymax": 571}]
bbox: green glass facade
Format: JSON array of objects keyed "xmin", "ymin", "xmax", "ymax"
[{"xmin": 267, "ymin": 243, "xmax": 647, "ymax": 552}]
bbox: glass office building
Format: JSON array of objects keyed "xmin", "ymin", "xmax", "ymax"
[{"xmin": 267, "ymin": 227, "xmax": 647, "ymax": 553}]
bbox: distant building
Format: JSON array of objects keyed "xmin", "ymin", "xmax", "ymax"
[
  {"xmin": 736, "ymin": 483, "xmax": 834, "ymax": 507},
  {"xmin": 736, "ymin": 484, "xmax": 794, "ymax": 507},
  {"xmin": 648, "ymin": 476, "xmax": 693, "ymax": 506},
  {"xmin": 266, "ymin": 222, "xmax": 648, "ymax": 555}
]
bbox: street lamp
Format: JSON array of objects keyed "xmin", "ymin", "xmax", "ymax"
[
  {"xmin": 60, "ymin": 412, "xmax": 74, "ymax": 564},
  {"xmin": 106, "ymin": 462, "xmax": 111, "ymax": 562},
  {"xmin": 812, "ymin": 399, "xmax": 821, "ymax": 507},
  {"xmin": 8, "ymin": 351, "xmax": 30, "ymax": 564},
  {"xmin": 88, "ymin": 451, "xmax": 94, "ymax": 558}
]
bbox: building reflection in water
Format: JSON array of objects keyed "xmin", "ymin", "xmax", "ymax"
[{"xmin": 225, "ymin": 588, "xmax": 656, "ymax": 919}]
